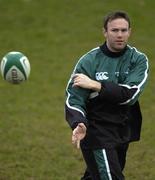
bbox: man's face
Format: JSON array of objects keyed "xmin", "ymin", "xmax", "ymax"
[{"xmin": 104, "ymin": 18, "xmax": 131, "ymax": 52}]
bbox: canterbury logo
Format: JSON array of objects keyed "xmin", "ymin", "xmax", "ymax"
[{"xmin": 96, "ymin": 72, "xmax": 109, "ymax": 80}]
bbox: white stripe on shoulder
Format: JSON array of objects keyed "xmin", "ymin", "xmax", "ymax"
[
  {"xmin": 65, "ymin": 47, "xmax": 99, "ymax": 115},
  {"xmin": 66, "ymin": 46, "xmax": 99, "ymax": 90}
]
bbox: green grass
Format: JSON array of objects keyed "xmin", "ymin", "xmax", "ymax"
[{"xmin": 0, "ymin": 0, "xmax": 154, "ymax": 179}]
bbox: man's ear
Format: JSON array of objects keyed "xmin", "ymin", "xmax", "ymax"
[
  {"xmin": 128, "ymin": 28, "xmax": 131, "ymax": 36},
  {"xmin": 102, "ymin": 27, "xmax": 107, "ymax": 38}
]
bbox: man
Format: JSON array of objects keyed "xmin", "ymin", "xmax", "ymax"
[{"xmin": 65, "ymin": 11, "xmax": 149, "ymax": 180}]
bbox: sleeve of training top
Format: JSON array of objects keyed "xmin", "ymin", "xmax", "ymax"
[
  {"xmin": 99, "ymin": 54, "xmax": 149, "ymax": 105},
  {"xmin": 65, "ymin": 54, "xmax": 94, "ymax": 129}
]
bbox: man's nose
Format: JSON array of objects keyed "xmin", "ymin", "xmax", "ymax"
[{"xmin": 117, "ymin": 30, "xmax": 123, "ymax": 37}]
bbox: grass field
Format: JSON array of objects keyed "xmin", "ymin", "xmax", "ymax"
[{"xmin": 0, "ymin": 0, "xmax": 154, "ymax": 179}]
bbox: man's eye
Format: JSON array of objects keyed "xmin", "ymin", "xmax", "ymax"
[
  {"xmin": 122, "ymin": 29, "xmax": 128, "ymax": 32},
  {"xmin": 112, "ymin": 29, "xmax": 119, "ymax": 32},
  {"xmin": 111, "ymin": 29, "xmax": 128, "ymax": 32}
]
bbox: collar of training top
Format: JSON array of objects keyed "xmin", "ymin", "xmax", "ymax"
[{"xmin": 100, "ymin": 42, "xmax": 127, "ymax": 58}]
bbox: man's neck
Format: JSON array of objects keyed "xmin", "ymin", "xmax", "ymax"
[{"xmin": 100, "ymin": 42, "xmax": 127, "ymax": 58}]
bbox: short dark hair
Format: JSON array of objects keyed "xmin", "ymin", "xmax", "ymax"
[{"xmin": 103, "ymin": 11, "xmax": 131, "ymax": 30}]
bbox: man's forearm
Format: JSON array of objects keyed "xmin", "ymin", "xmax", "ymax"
[{"xmin": 90, "ymin": 80, "xmax": 101, "ymax": 92}]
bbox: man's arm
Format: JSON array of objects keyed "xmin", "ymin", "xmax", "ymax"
[
  {"xmin": 72, "ymin": 73, "xmax": 101, "ymax": 92},
  {"xmin": 72, "ymin": 73, "xmax": 136, "ymax": 104},
  {"xmin": 100, "ymin": 55, "xmax": 149, "ymax": 105},
  {"xmin": 65, "ymin": 53, "xmax": 94, "ymax": 147},
  {"xmin": 72, "ymin": 55, "xmax": 149, "ymax": 105}
]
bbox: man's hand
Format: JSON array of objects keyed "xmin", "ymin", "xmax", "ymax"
[
  {"xmin": 72, "ymin": 73, "xmax": 101, "ymax": 92},
  {"xmin": 72, "ymin": 123, "xmax": 87, "ymax": 149}
]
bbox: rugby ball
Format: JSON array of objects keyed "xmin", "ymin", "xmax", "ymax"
[{"xmin": 0, "ymin": 51, "xmax": 30, "ymax": 84}]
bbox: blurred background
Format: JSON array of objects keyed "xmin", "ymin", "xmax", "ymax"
[{"xmin": 0, "ymin": 0, "xmax": 154, "ymax": 179}]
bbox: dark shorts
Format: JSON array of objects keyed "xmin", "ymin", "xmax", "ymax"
[{"xmin": 81, "ymin": 143, "xmax": 129, "ymax": 180}]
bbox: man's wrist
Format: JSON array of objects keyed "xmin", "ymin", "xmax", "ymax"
[{"xmin": 91, "ymin": 80, "xmax": 101, "ymax": 92}]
